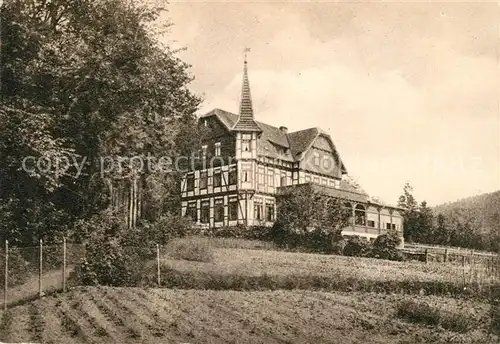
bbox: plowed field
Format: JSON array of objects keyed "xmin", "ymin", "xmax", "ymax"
[{"xmin": 0, "ymin": 287, "xmax": 496, "ymax": 344}]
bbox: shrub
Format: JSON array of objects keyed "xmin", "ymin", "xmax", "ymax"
[
  {"xmin": 343, "ymin": 236, "xmax": 372, "ymax": 257},
  {"xmin": 71, "ymin": 239, "xmax": 154, "ymax": 287},
  {"xmin": 370, "ymin": 231, "xmax": 405, "ymax": 261},
  {"xmin": 71, "ymin": 212, "xmax": 155, "ymax": 287},
  {"xmin": 396, "ymin": 300, "xmax": 441, "ymax": 326},
  {"xmin": 164, "ymin": 237, "xmax": 213, "ymax": 262},
  {"xmin": 440, "ymin": 312, "xmax": 474, "ymax": 333},
  {"xmin": 133, "ymin": 214, "xmax": 195, "ymax": 245},
  {"xmin": 396, "ymin": 300, "xmax": 473, "ymax": 333},
  {"xmin": 330, "ymin": 238, "xmax": 347, "ymax": 255},
  {"xmin": 0, "ymin": 248, "xmax": 31, "ymax": 286}
]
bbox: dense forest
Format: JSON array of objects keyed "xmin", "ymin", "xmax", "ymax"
[
  {"xmin": 399, "ymin": 184, "xmax": 500, "ymax": 252},
  {"xmin": 0, "ymin": 0, "xmax": 202, "ymax": 246}
]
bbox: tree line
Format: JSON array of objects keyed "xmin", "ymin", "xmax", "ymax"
[
  {"xmin": 398, "ymin": 183, "xmax": 500, "ymax": 252},
  {"xmin": 0, "ymin": 0, "xmax": 202, "ymax": 246}
]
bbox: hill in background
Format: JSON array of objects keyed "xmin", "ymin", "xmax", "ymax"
[{"xmin": 433, "ymin": 190, "xmax": 500, "ymax": 235}]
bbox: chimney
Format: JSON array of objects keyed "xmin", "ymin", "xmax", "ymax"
[{"xmin": 279, "ymin": 126, "xmax": 288, "ymax": 134}]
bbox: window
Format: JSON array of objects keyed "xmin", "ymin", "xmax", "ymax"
[
  {"xmin": 392, "ymin": 223, "xmax": 397, "ymax": 230},
  {"xmin": 200, "ymin": 201, "xmax": 210, "ymax": 223},
  {"xmin": 257, "ymin": 166, "xmax": 265, "ymax": 185},
  {"xmin": 355, "ymin": 204, "xmax": 366, "ymax": 226},
  {"xmin": 266, "ymin": 200, "xmax": 275, "ymax": 222},
  {"xmin": 200, "ymin": 171, "xmax": 208, "ymax": 189},
  {"xmin": 367, "ymin": 220, "xmax": 375, "ymax": 228},
  {"xmin": 304, "ymin": 174, "xmax": 311, "ymax": 183},
  {"xmin": 242, "ymin": 134, "xmax": 252, "ymax": 152},
  {"xmin": 241, "ymin": 163, "xmax": 252, "ymax": 182},
  {"xmin": 213, "ymin": 170, "xmax": 222, "ymax": 187},
  {"xmin": 386, "ymin": 223, "xmax": 397, "ymax": 230},
  {"xmin": 185, "ymin": 202, "xmax": 197, "ymax": 221},
  {"xmin": 228, "ymin": 167, "xmax": 237, "ymax": 185},
  {"xmin": 313, "ymin": 152, "xmax": 320, "ymax": 166},
  {"xmin": 321, "ymin": 178, "xmax": 327, "ymax": 185},
  {"xmin": 214, "ymin": 198, "xmax": 224, "ymax": 222},
  {"xmin": 254, "ymin": 198, "xmax": 263, "ymax": 220},
  {"xmin": 313, "ymin": 176, "xmax": 320, "ymax": 184},
  {"xmin": 215, "ymin": 142, "xmax": 221, "ymax": 156},
  {"xmin": 323, "ymin": 157, "xmax": 331, "ymax": 169},
  {"xmin": 267, "ymin": 169, "xmax": 274, "ymax": 187},
  {"xmin": 229, "ymin": 197, "xmax": 238, "ymax": 220},
  {"xmin": 186, "ymin": 174, "xmax": 194, "ymax": 191}
]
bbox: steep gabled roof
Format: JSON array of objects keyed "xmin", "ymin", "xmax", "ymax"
[
  {"xmin": 256, "ymin": 121, "xmax": 290, "ymax": 148},
  {"xmin": 202, "ymin": 108, "xmax": 239, "ymax": 128},
  {"xmin": 287, "ymin": 128, "xmax": 319, "ymax": 159},
  {"xmin": 199, "ymin": 109, "xmax": 347, "ymax": 172},
  {"xmin": 287, "ymin": 127, "xmax": 347, "ymax": 174}
]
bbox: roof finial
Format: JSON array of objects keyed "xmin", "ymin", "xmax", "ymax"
[{"xmin": 244, "ymin": 47, "xmax": 250, "ymax": 64}]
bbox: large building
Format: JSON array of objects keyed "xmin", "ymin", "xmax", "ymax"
[{"xmin": 181, "ymin": 58, "xmax": 404, "ymax": 242}]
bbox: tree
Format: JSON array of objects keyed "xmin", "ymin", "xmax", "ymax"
[
  {"xmin": 0, "ymin": 0, "xmax": 201, "ymax": 244},
  {"xmin": 397, "ymin": 182, "xmax": 420, "ymax": 243},
  {"xmin": 275, "ymin": 184, "xmax": 351, "ymax": 234},
  {"xmin": 433, "ymin": 213, "xmax": 450, "ymax": 245},
  {"xmin": 416, "ymin": 201, "xmax": 434, "ymax": 243}
]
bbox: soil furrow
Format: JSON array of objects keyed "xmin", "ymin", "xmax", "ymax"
[
  {"xmin": 90, "ymin": 288, "xmax": 145, "ymax": 341},
  {"xmin": 3, "ymin": 304, "xmax": 31, "ymax": 342}
]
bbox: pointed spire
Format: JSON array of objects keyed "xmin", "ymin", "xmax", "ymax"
[
  {"xmin": 239, "ymin": 49, "xmax": 253, "ymax": 117},
  {"xmin": 233, "ymin": 48, "xmax": 262, "ymax": 132}
]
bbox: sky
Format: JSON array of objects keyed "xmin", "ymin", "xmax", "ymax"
[{"xmin": 159, "ymin": 1, "xmax": 499, "ymax": 206}]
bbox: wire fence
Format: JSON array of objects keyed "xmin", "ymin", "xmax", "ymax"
[
  {"xmin": 1, "ymin": 237, "xmax": 499, "ymax": 310},
  {"xmin": 0, "ymin": 239, "xmax": 85, "ymax": 310}
]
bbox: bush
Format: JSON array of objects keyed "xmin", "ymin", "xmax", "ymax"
[
  {"xmin": 396, "ymin": 300, "xmax": 441, "ymax": 326},
  {"xmin": 343, "ymin": 236, "xmax": 372, "ymax": 257},
  {"xmin": 440, "ymin": 312, "xmax": 474, "ymax": 333},
  {"xmin": 71, "ymin": 239, "xmax": 154, "ymax": 287},
  {"xmin": 133, "ymin": 214, "xmax": 195, "ymax": 245},
  {"xmin": 370, "ymin": 231, "xmax": 405, "ymax": 261},
  {"xmin": 164, "ymin": 237, "xmax": 213, "ymax": 262},
  {"xmin": 71, "ymin": 211, "xmax": 155, "ymax": 287},
  {"xmin": 330, "ymin": 238, "xmax": 347, "ymax": 255},
  {"xmin": 396, "ymin": 300, "xmax": 473, "ymax": 333},
  {"xmin": 0, "ymin": 248, "xmax": 31, "ymax": 286}
]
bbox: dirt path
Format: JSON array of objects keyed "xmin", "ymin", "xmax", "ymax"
[{"xmin": 0, "ymin": 267, "xmax": 68, "ymax": 308}]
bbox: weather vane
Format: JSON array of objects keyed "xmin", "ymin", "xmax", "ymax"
[{"xmin": 244, "ymin": 47, "xmax": 251, "ymax": 63}]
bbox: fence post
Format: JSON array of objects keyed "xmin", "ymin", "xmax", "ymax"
[
  {"xmin": 156, "ymin": 243, "xmax": 160, "ymax": 287},
  {"xmin": 62, "ymin": 237, "xmax": 67, "ymax": 293},
  {"xmin": 39, "ymin": 238, "xmax": 43, "ymax": 297},
  {"xmin": 425, "ymin": 248, "xmax": 429, "ymax": 264},
  {"xmin": 4, "ymin": 240, "xmax": 8, "ymax": 311},
  {"xmin": 462, "ymin": 255, "xmax": 465, "ymax": 267},
  {"xmin": 444, "ymin": 249, "xmax": 448, "ymax": 263}
]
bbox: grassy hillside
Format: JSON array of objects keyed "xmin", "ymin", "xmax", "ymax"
[{"xmin": 0, "ymin": 286, "xmax": 497, "ymax": 344}]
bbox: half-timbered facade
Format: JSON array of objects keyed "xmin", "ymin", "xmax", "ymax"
[{"xmin": 181, "ymin": 58, "xmax": 404, "ymax": 243}]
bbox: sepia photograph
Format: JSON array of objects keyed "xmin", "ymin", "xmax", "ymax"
[{"xmin": 0, "ymin": 0, "xmax": 499, "ymax": 343}]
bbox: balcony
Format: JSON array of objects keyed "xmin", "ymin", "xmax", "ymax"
[{"xmin": 277, "ymin": 183, "xmax": 369, "ymax": 203}]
